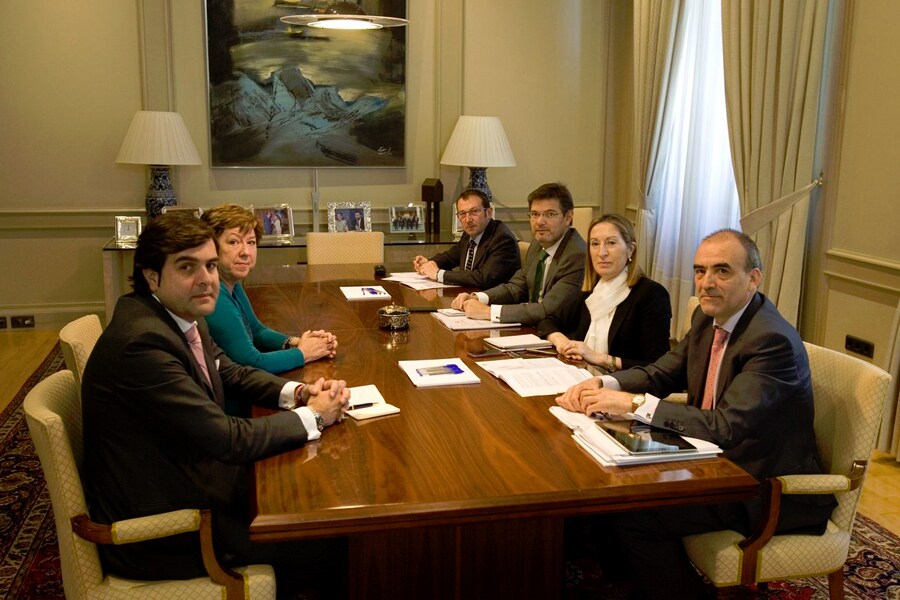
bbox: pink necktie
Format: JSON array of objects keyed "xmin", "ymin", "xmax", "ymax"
[
  {"xmin": 186, "ymin": 323, "xmax": 211, "ymax": 385},
  {"xmin": 701, "ymin": 327, "xmax": 729, "ymax": 410}
]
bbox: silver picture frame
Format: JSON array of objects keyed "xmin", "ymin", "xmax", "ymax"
[
  {"xmin": 327, "ymin": 202, "xmax": 372, "ymax": 232},
  {"xmin": 250, "ymin": 204, "xmax": 294, "ymax": 242},
  {"xmin": 114, "ymin": 216, "xmax": 142, "ymax": 248}
]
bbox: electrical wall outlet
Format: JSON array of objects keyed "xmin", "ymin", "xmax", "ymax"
[
  {"xmin": 10, "ymin": 315, "xmax": 35, "ymax": 328},
  {"xmin": 845, "ymin": 335, "xmax": 875, "ymax": 359},
  {"xmin": 0, "ymin": 316, "xmax": 6, "ymax": 329}
]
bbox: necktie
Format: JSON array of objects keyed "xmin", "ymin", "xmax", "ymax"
[
  {"xmin": 701, "ymin": 326, "xmax": 729, "ymax": 410},
  {"xmin": 186, "ymin": 323, "xmax": 211, "ymax": 386},
  {"xmin": 464, "ymin": 239, "xmax": 477, "ymax": 271},
  {"xmin": 531, "ymin": 250, "xmax": 549, "ymax": 303}
]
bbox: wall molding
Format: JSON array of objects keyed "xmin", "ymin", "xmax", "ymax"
[
  {"xmin": 826, "ymin": 247, "xmax": 900, "ymax": 272},
  {"xmin": 823, "ymin": 270, "xmax": 900, "ymax": 295}
]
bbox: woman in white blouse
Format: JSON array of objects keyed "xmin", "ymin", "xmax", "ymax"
[{"xmin": 537, "ymin": 214, "xmax": 671, "ymax": 372}]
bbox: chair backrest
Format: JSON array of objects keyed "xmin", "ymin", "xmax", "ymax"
[
  {"xmin": 306, "ymin": 231, "xmax": 384, "ymax": 265},
  {"xmin": 804, "ymin": 342, "xmax": 891, "ymax": 529},
  {"xmin": 23, "ymin": 370, "xmax": 104, "ymax": 599},
  {"xmin": 59, "ymin": 315, "xmax": 102, "ymax": 387},
  {"xmin": 572, "ymin": 206, "xmax": 593, "ymax": 239},
  {"xmin": 517, "ymin": 240, "xmax": 530, "ymax": 266}
]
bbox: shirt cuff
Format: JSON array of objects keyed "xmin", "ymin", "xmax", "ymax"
[
  {"xmin": 291, "ymin": 406, "xmax": 322, "ymax": 441},
  {"xmin": 490, "ymin": 304, "xmax": 503, "ymax": 323},
  {"xmin": 630, "ymin": 393, "xmax": 660, "ymax": 424},
  {"xmin": 474, "ymin": 291, "xmax": 489, "ymax": 304},
  {"xmin": 437, "ymin": 269, "xmax": 445, "ymax": 283},
  {"xmin": 599, "ymin": 375, "xmax": 620, "ymax": 390},
  {"xmin": 279, "ymin": 382, "xmax": 301, "ymax": 409}
]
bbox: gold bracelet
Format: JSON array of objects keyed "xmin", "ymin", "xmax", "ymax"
[{"xmin": 607, "ymin": 356, "xmax": 617, "ymax": 372}]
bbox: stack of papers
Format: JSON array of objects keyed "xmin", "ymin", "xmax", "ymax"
[
  {"xmin": 345, "ymin": 384, "xmax": 400, "ymax": 421},
  {"xmin": 431, "ymin": 312, "xmax": 520, "ymax": 331},
  {"xmin": 398, "ymin": 358, "xmax": 481, "ymax": 387},
  {"xmin": 476, "ymin": 357, "xmax": 593, "ymax": 397},
  {"xmin": 483, "ymin": 334, "xmax": 553, "ymax": 351},
  {"xmin": 549, "ymin": 406, "xmax": 721, "ymax": 466},
  {"xmin": 340, "ymin": 285, "xmax": 391, "ymax": 300},
  {"xmin": 382, "ymin": 272, "xmax": 455, "ymax": 290}
]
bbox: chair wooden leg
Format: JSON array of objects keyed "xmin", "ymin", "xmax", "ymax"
[{"xmin": 828, "ymin": 568, "xmax": 845, "ymax": 600}]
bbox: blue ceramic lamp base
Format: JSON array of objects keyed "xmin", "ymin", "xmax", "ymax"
[{"xmin": 145, "ymin": 165, "xmax": 177, "ymax": 217}]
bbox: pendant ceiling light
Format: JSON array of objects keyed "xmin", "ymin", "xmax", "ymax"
[{"xmin": 280, "ymin": 1, "xmax": 408, "ymax": 30}]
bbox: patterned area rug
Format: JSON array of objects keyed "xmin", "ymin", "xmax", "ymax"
[{"xmin": 1, "ymin": 345, "xmax": 898, "ymax": 599}]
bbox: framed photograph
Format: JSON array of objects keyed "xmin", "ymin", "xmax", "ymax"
[
  {"xmin": 114, "ymin": 216, "xmax": 142, "ymax": 247},
  {"xmin": 328, "ymin": 202, "xmax": 372, "ymax": 232},
  {"xmin": 204, "ymin": 1, "xmax": 407, "ymax": 168},
  {"xmin": 389, "ymin": 205, "xmax": 424, "ymax": 234},
  {"xmin": 250, "ymin": 204, "xmax": 294, "ymax": 242}
]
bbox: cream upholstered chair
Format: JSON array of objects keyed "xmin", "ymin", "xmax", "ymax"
[
  {"xmin": 682, "ymin": 342, "xmax": 891, "ymax": 598},
  {"xmin": 572, "ymin": 206, "xmax": 593, "ymax": 239},
  {"xmin": 517, "ymin": 240, "xmax": 530, "ymax": 266},
  {"xmin": 305, "ymin": 231, "xmax": 384, "ymax": 265},
  {"xmin": 59, "ymin": 314, "xmax": 103, "ymax": 387},
  {"xmin": 24, "ymin": 370, "xmax": 276, "ymax": 600}
]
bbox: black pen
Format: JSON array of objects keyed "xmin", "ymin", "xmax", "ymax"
[{"xmin": 348, "ymin": 402, "xmax": 376, "ymax": 410}]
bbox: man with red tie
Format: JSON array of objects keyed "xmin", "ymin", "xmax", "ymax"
[
  {"xmin": 557, "ymin": 229, "xmax": 835, "ymax": 599},
  {"xmin": 82, "ymin": 212, "xmax": 349, "ymax": 594}
]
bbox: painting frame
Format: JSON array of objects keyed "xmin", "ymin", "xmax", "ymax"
[
  {"xmin": 389, "ymin": 205, "xmax": 424, "ymax": 234},
  {"xmin": 250, "ymin": 204, "xmax": 294, "ymax": 242},
  {"xmin": 203, "ymin": 0, "xmax": 408, "ymax": 168},
  {"xmin": 161, "ymin": 206, "xmax": 204, "ymax": 218},
  {"xmin": 328, "ymin": 202, "xmax": 372, "ymax": 233}
]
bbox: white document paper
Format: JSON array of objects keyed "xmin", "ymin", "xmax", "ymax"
[
  {"xmin": 340, "ymin": 285, "xmax": 391, "ymax": 300},
  {"xmin": 431, "ymin": 312, "xmax": 521, "ymax": 331},
  {"xmin": 398, "ymin": 358, "xmax": 481, "ymax": 387},
  {"xmin": 346, "ymin": 384, "xmax": 400, "ymax": 421},
  {"xmin": 476, "ymin": 357, "xmax": 593, "ymax": 397},
  {"xmin": 382, "ymin": 272, "xmax": 455, "ymax": 290}
]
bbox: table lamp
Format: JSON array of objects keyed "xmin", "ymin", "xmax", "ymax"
[
  {"xmin": 440, "ymin": 116, "xmax": 516, "ymax": 200},
  {"xmin": 116, "ymin": 111, "xmax": 202, "ymax": 217}
]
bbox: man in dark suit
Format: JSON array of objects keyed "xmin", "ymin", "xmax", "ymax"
[
  {"xmin": 81, "ymin": 213, "xmax": 350, "ymax": 592},
  {"xmin": 413, "ymin": 189, "xmax": 520, "ymax": 289},
  {"xmin": 451, "ymin": 182, "xmax": 585, "ymax": 326},
  {"xmin": 557, "ymin": 229, "xmax": 835, "ymax": 599}
]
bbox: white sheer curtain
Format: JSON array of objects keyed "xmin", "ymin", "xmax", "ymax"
[
  {"xmin": 644, "ymin": 0, "xmax": 741, "ymax": 336},
  {"xmin": 722, "ymin": 0, "xmax": 829, "ymax": 326}
]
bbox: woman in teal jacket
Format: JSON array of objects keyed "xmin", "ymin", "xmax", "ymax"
[{"xmin": 201, "ymin": 204, "xmax": 337, "ymax": 374}]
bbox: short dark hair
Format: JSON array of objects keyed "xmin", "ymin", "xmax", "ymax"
[
  {"xmin": 527, "ymin": 182, "xmax": 574, "ymax": 213},
  {"xmin": 201, "ymin": 204, "xmax": 263, "ymax": 241},
  {"xmin": 131, "ymin": 213, "xmax": 218, "ymax": 295},
  {"xmin": 456, "ymin": 188, "xmax": 491, "ymax": 210},
  {"xmin": 703, "ymin": 228, "xmax": 763, "ymax": 272}
]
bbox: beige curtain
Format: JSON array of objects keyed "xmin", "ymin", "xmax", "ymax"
[
  {"xmin": 632, "ymin": 0, "xmax": 681, "ymax": 275},
  {"xmin": 721, "ymin": 0, "xmax": 829, "ymax": 326},
  {"xmin": 877, "ymin": 298, "xmax": 900, "ymax": 462}
]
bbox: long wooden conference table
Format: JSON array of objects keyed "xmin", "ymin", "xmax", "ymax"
[{"xmin": 245, "ymin": 264, "xmax": 758, "ymax": 599}]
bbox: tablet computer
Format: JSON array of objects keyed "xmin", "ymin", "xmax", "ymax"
[{"xmin": 597, "ymin": 421, "xmax": 697, "ymax": 455}]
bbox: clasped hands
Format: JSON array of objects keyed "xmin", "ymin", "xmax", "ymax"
[
  {"xmin": 555, "ymin": 377, "xmax": 634, "ymax": 417},
  {"xmin": 412, "ymin": 255, "xmax": 439, "ymax": 280},
  {"xmin": 547, "ymin": 333, "xmax": 604, "ymax": 365},
  {"xmin": 289, "ymin": 330, "xmax": 338, "ymax": 361},
  {"xmin": 449, "ymin": 292, "xmax": 490, "ymax": 320},
  {"xmin": 299, "ymin": 377, "xmax": 351, "ymax": 429}
]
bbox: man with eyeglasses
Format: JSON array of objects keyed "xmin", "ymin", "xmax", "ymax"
[
  {"xmin": 413, "ymin": 189, "xmax": 520, "ymax": 289},
  {"xmin": 451, "ymin": 182, "xmax": 586, "ymax": 326}
]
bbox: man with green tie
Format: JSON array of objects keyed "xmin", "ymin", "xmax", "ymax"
[{"xmin": 451, "ymin": 182, "xmax": 586, "ymax": 325}]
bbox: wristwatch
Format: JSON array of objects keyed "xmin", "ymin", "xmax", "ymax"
[
  {"xmin": 283, "ymin": 336, "xmax": 298, "ymax": 350},
  {"xmin": 310, "ymin": 409, "xmax": 325, "ymax": 432},
  {"xmin": 631, "ymin": 395, "xmax": 646, "ymax": 414}
]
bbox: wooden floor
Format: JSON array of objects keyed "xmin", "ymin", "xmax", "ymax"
[{"xmin": 1, "ymin": 328, "xmax": 898, "ymax": 537}]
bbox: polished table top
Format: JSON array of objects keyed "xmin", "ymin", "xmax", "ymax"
[{"xmin": 245, "ymin": 264, "xmax": 758, "ymax": 542}]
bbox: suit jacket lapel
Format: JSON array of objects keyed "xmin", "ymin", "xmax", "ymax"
[{"xmin": 543, "ymin": 228, "xmax": 573, "ymax": 286}]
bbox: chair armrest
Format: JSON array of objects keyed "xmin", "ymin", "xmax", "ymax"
[
  {"xmin": 778, "ymin": 459, "xmax": 868, "ymax": 494},
  {"xmin": 71, "ymin": 509, "xmax": 247, "ymax": 600}
]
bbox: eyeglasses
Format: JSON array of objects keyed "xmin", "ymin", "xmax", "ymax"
[
  {"xmin": 455, "ymin": 208, "xmax": 487, "ymax": 220},
  {"xmin": 528, "ymin": 210, "xmax": 563, "ymax": 220}
]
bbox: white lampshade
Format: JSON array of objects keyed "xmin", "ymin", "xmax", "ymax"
[
  {"xmin": 116, "ymin": 111, "xmax": 201, "ymax": 166},
  {"xmin": 440, "ymin": 116, "xmax": 517, "ymax": 168}
]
